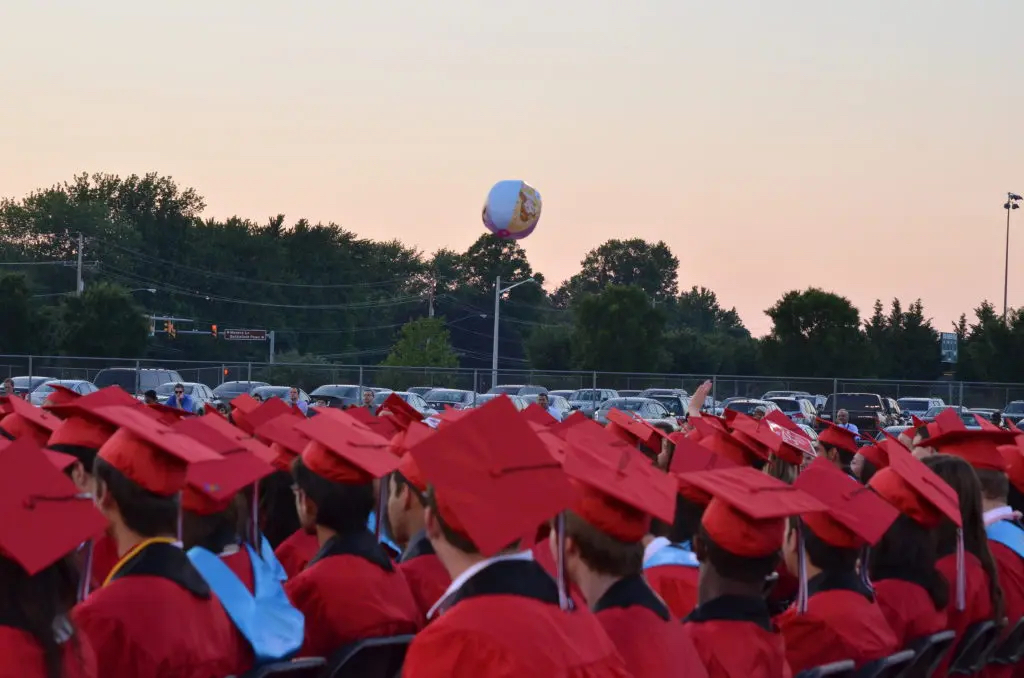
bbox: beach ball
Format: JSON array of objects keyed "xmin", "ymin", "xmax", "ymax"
[{"xmin": 482, "ymin": 180, "xmax": 542, "ymax": 240}]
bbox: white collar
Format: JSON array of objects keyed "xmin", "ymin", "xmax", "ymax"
[
  {"xmin": 426, "ymin": 550, "xmax": 534, "ymax": 620},
  {"xmin": 643, "ymin": 537, "xmax": 670, "ymax": 563},
  {"xmin": 984, "ymin": 505, "xmax": 1016, "ymax": 527}
]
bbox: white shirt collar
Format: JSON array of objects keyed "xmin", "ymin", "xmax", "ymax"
[
  {"xmin": 984, "ymin": 505, "xmax": 1015, "ymax": 527},
  {"xmin": 426, "ymin": 550, "xmax": 534, "ymax": 620},
  {"xmin": 643, "ymin": 537, "xmax": 671, "ymax": 564}
]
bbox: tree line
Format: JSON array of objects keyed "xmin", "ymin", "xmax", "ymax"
[{"xmin": 1, "ymin": 172, "xmax": 1022, "ymax": 383}]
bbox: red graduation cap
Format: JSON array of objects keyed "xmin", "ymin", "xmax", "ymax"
[
  {"xmin": 44, "ymin": 448, "xmax": 78, "ymax": 472},
  {"xmin": 998, "ymin": 439, "xmax": 1024, "ymax": 494},
  {"xmin": 679, "ymin": 466, "xmax": 826, "ymax": 558},
  {"xmin": 521, "ymin": 403, "xmax": 557, "ymax": 428},
  {"xmin": 764, "ymin": 409, "xmax": 808, "ymax": 438},
  {"xmin": 795, "ymin": 457, "xmax": 899, "ymax": 548},
  {"xmin": 432, "ymin": 407, "xmax": 473, "ymax": 428},
  {"xmin": 562, "ymin": 436, "xmax": 677, "ymax": 543},
  {"xmin": 342, "ymin": 406, "xmax": 404, "ymax": 438},
  {"xmin": 911, "ymin": 414, "xmax": 926, "ymax": 429},
  {"xmin": 868, "ymin": 445, "xmax": 961, "ymax": 529},
  {"xmin": 239, "ymin": 397, "xmax": 292, "ymax": 433},
  {"xmin": 858, "ymin": 437, "xmax": 892, "ymax": 470},
  {"xmin": 408, "ymin": 395, "xmax": 574, "ymax": 558},
  {"xmin": 193, "ymin": 412, "xmax": 277, "ymax": 466},
  {"xmin": 392, "ymin": 423, "xmax": 435, "ymax": 494},
  {"xmin": 550, "ymin": 411, "xmax": 589, "ymax": 438},
  {"xmin": 816, "ymin": 418, "xmax": 860, "ymax": 455},
  {"xmin": 92, "ymin": 406, "xmax": 223, "ymax": 497},
  {"xmin": 690, "ymin": 415, "xmax": 767, "ymax": 466},
  {"xmin": 532, "ymin": 425, "xmax": 571, "ymax": 463},
  {"xmin": 668, "ymin": 435, "xmax": 740, "ymax": 506},
  {"xmin": 730, "ymin": 415, "xmax": 811, "ymax": 466},
  {"xmin": 146, "ymin": 401, "xmax": 194, "ymax": 425},
  {"xmin": 606, "ymin": 409, "xmax": 670, "ymax": 451},
  {"xmin": 0, "ymin": 396, "xmax": 62, "ymax": 446},
  {"xmin": 375, "ymin": 393, "xmax": 423, "ymax": 430},
  {"xmin": 0, "ymin": 438, "xmax": 109, "ymax": 575},
  {"xmin": 921, "ymin": 413, "xmax": 1016, "ymax": 472},
  {"xmin": 41, "ymin": 384, "xmax": 81, "ymax": 409},
  {"xmin": 254, "ymin": 414, "xmax": 313, "ymax": 472},
  {"xmin": 46, "ymin": 387, "xmax": 143, "ymax": 450},
  {"xmin": 295, "ymin": 411, "xmax": 399, "ymax": 485},
  {"xmin": 973, "ymin": 414, "xmax": 1003, "ymax": 432}
]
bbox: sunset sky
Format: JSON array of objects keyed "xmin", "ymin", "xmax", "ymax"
[{"xmin": 2, "ymin": 1, "xmax": 1023, "ymax": 335}]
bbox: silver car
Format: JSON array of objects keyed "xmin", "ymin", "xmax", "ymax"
[{"xmin": 594, "ymin": 398, "xmax": 678, "ymax": 432}]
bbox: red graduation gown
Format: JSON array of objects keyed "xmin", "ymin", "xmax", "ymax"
[
  {"xmin": 989, "ymin": 539, "xmax": 1024, "ymax": 678},
  {"xmin": 872, "ymin": 578, "xmax": 948, "ymax": 647},
  {"xmin": 775, "ymin": 572, "xmax": 899, "ymax": 673},
  {"xmin": 284, "ymin": 531, "xmax": 422, "ymax": 658},
  {"xmin": 531, "ymin": 540, "xmax": 588, "ymax": 609},
  {"xmin": 72, "ymin": 541, "xmax": 251, "ymax": 678},
  {"xmin": 87, "ymin": 534, "xmax": 120, "ymax": 592},
  {"xmin": 682, "ymin": 594, "xmax": 793, "ymax": 678},
  {"xmin": 0, "ymin": 626, "xmax": 97, "ymax": 678},
  {"xmin": 593, "ymin": 575, "xmax": 709, "ymax": 678},
  {"xmin": 221, "ymin": 547, "xmax": 256, "ymax": 594},
  {"xmin": 275, "ymin": 529, "xmax": 320, "ymax": 579},
  {"xmin": 644, "ymin": 564, "xmax": 699, "ymax": 619},
  {"xmin": 935, "ymin": 552, "xmax": 994, "ymax": 678},
  {"xmin": 402, "ymin": 558, "xmax": 631, "ymax": 678},
  {"xmin": 396, "ymin": 532, "xmax": 451, "ymax": 621}
]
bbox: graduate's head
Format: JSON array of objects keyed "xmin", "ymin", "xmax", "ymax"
[
  {"xmin": 868, "ymin": 513, "xmax": 949, "ymax": 611},
  {"xmin": 0, "ymin": 395, "xmax": 61, "ymax": 447},
  {"xmin": 923, "ymin": 424, "xmax": 1016, "ymax": 509},
  {"xmin": 816, "ymin": 420, "xmax": 859, "ymax": 471},
  {"xmin": 387, "ymin": 440, "xmax": 430, "ymax": 547},
  {"xmin": 289, "ymin": 412, "xmax": 399, "ymax": 536},
  {"xmin": 664, "ymin": 436, "xmax": 737, "ymax": 544}
]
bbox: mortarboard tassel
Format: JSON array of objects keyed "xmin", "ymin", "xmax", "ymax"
[
  {"xmin": 859, "ymin": 546, "xmax": 874, "ymax": 594},
  {"xmin": 175, "ymin": 492, "xmax": 184, "ymax": 546},
  {"xmin": 555, "ymin": 513, "xmax": 573, "ymax": 611},
  {"xmin": 77, "ymin": 540, "xmax": 94, "ymax": 602},
  {"xmin": 955, "ymin": 527, "xmax": 966, "ymax": 611},
  {"xmin": 796, "ymin": 522, "xmax": 809, "ymax": 614},
  {"xmin": 250, "ymin": 482, "xmax": 261, "ymax": 549},
  {"xmin": 374, "ymin": 481, "xmax": 388, "ymax": 543}
]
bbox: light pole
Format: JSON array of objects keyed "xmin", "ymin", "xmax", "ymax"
[
  {"xmin": 1004, "ymin": 193, "xmax": 1021, "ymax": 322},
  {"xmin": 129, "ymin": 288, "xmax": 157, "ymax": 294},
  {"xmin": 491, "ymin": 275, "xmax": 539, "ymax": 389}
]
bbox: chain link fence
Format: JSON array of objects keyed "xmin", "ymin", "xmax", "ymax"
[{"xmin": 1, "ymin": 354, "xmax": 1023, "ymax": 409}]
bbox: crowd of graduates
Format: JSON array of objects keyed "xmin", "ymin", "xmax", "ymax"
[{"xmin": 0, "ymin": 374, "xmax": 1022, "ymax": 678}]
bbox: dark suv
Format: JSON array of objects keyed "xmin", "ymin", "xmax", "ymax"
[
  {"xmin": 93, "ymin": 368, "xmax": 184, "ymax": 397},
  {"xmin": 819, "ymin": 393, "xmax": 891, "ymax": 435},
  {"xmin": 1003, "ymin": 401, "xmax": 1024, "ymax": 427}
]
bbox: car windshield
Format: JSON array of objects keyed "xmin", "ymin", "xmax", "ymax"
[
  {"xmin": 32, "ymin": 382, "xmax": 67, "ymax": 396},
  {"xmin": 897, "ymin": 398, "xmax": 932, "ymax": 409},
  {"xmin": 600, "ymin": 399, "xmax": 645, "ymax": 412},
  {"xmin": 372, "ymin": 392, "xmax": 403, "ymax": 405},
  {"xmin": 488, "ymin": 386, "xmax": 522, "ymax": 395},
  {"xmin": 570, "ymin": 390, "xmax": 603, "ymax": 401},
  {"xmin": 1005, "ymin": 402, "xmax": 1024, "ymax": 415},
  {"xmin": 769, "ymin": 398, "xmax": 801, "ymax": 412},
  {"xmin": 93, "ymin": 371, "xmax": 136, "ymax": 391},
  {"xmin": 825, "ymin": 394, "xmax": 882, "ymax": 411},
  {"xmin": 924, "ymin": 406, "xmax": 951, "ymax": 418},
  {"xmin": 649, "ymin": 396, "xmax": 684, "ymax": 414},
  {"xmin": 156, "ymin": 383, "xmax": 192, "ymax": 396},
  {"xmin": 310, "ymin": 385, "xmax": 359, "ymax": 398},
  {"xmin": 425, "ymin": 389, "xmax": 469, "ymax": 403},
  {"xmin": 255, "ymin": 387, "xmax": 291, "ymax": 400},
  {"xmin": 726, "ymin": 401, "xmax": 766, "ymax": 415}
]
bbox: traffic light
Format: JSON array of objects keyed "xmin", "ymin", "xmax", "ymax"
[
  {"xmin": 163, "ymin": 320, "xmax": 171, "ymax": 334},
  {"xmin": 211, "ymin": 324, "xmax": 218, "ymax": 338},
  {"xmin": 168, "ymin": 321, "xmax": 176, "ymax": 339}
]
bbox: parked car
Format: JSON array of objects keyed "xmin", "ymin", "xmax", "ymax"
[
  {"xmin": 594, "ymin": 397, "xmax": 678, "ymax": 432},
  {"xmin": 882, "ymin": 398, "xmax": 905, "ymax": 425},
  {"xmin": 766, "ymin": 397, "xmax": 818, "ymax": 426},
  {"xmin": 371, "ymin": 390, "xmax": 437, "ymax": 417},
  {"xmin": 522, "ymin": 393, "xmax": 572, "ymax": 420},
  {"xmin": 1003, "ymin": 401, "xmax": 1024, "ymax": 427},
  {"xmin": 895, "ymin": 397, "xmax": 945, "ymax": 420},
  {"xmin": 642, "ymin": 392, "xmax": 690, "ymax": 426},
  {"xmin": 566, "ymin": 389, "xmax": 619, "ymax": 417},
  {"xmin": 93, "ymin": 368, "xmax": 184, "ymax": 397},
  {"xmin": 29, "ymin": 379, "xmax": 99, "ymax": 406},
  {"xmin": 309, "ymin": 384, "xmax": 366, "ymax": 409},
  {"xmin": 155, "ymin": 382, "xmax": 215, "ymax": 414},
  {"xmin": 724, "ymin": 399, "xmax": 780, "ymax": 417},
  {"xmin": 487, "ymin": 384, "xmax": 547, "ymax": 396},
  {"xmin": 406, "ymin": 386, "xmax": 436, "ymax": 397},
  {"xmin": 423, "ymin": 388, "xmax": 478, "ymax": 411},
  {"xmin": 877, "ymin": 426, "xmax": 914, "ymax": 442},
  {"xmin": 762, "ymin": 390, "xmax": 812, "ymax": 401},
  {"xmin": 211, "ymin": 381, "xmax": 270, "ymax": 408},
  {"xmin": 640, "ymin": 388, "xmax": 689, "ymax": 398},
  {"xmin": 252, "ymin": 385, "xmax": 310, "ymax": 406},
  {"xmin": 921, "ymin": 405, "xmax": 969, "ymax": 423},
  {"xmin": 819, "ymin": 393, "xmax": 891, "ymax": 434},
  {"xmin": 7, "ymin": 376, "xmax": 50, "ymax": 398},
  {"xmin": 473, "ymin": 393, "xmax": 529, "ymax": 411},
  {"xmin": 969, "ymin": 408, "xmax": 1002, "ymax": 426},
  {"xmin": 548, "ymin": 390, "xmax": 574, "ymax": 400}
]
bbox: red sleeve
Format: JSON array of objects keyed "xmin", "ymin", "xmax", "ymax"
[
  {"xmin": 73, "ymin": 604, "xmax": 153, "ymax": 678},
  {"xmin": 284, "ymin": 575, "xmax": 332, "ymax": 659},
  {"xmin": 776, "ymin": 610, "xmax": 839, "ymax": 674},
  {"xmin": 402, "ymin": 624, "xmax": 526, "ymax": 678}
]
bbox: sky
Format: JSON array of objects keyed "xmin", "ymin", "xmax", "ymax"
[{"xmin": 2, "ymin": 0, "xmax": 1023, "ymax": 336}]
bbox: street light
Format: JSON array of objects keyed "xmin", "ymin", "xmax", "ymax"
[
  {"xmin": 1004, "ymin": 193, "xmax": 1021, "ymax": 322},
  {"xmin": 492, "ymin": 275, "xmax": 540, "ymax": 388},
  {"xmin": 129, "ymin": 288, "xmax": 157, "ymax": 294}
]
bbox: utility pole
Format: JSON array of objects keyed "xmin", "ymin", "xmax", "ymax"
[
  {"xmin": 428, "ymin": 288, "xmax": 434, "ymax": 318},
  {"xmin": 491, "ymin": 275, "xmax": 539, "ymax": 390},
  {"xmin": 269, "ymin": 330, "xmax": 276, "ymax": 364},
  {"xmin": 1004, "ymin": 193, "xmax": 1021, "ymax": 322},
  {"xmin": 75, "ymin": 233, "xmax": 84, "ymax": 296}
]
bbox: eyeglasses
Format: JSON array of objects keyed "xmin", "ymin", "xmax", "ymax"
[{"xmin": 174, "ymin": 390, "xmax": 184, "ymax": 395}]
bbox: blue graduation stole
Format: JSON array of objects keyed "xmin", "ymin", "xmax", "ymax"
[
  {"xmin": 368, "ymin": 511, "xmax": 401, "ymax": 554},
  {"xmin": 987, "ymin": 520, "xmax": 1024, "ymax": 559},
  {"xmin": 643, "ymin": 542, "xmax": 700, "ymax": 569},
  {"xmin": 187, "ymin": 536, "xmax": 305, "ymax": 665}
]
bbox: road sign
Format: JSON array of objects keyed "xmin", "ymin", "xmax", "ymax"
[
  {"xmin": 940, "ymin": 332, "xmax": 958, "ymax": 364},
  {"xmin": 222, "ymin": 329, "xmax": 268, "ymax": 342}
]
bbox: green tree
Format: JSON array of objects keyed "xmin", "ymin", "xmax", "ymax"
[
  {"xmin": 761, "ymin": 288, "xmax": 866, "ymax": 377},
  {"xmin": 669, "ymin": 286, "xmax": 749, "ymax": 337},
  {"xmin": 557, "ymin": 238, "xmax": 679, "ymax": 305},
  {"xmin": 55, "ymin": 283, "xmax": 148, "ymax": 357},
  {"xmin": 525, "ymin": 325, "xmax": 574, "ymax": 370},
  {"xmin": 0, "ymin": 273, "xmax": 37, "ymax": 353},
  {"xmin": 382, "ymin": 318, "xmax": 459, "ymax": 369},
  {"xmin": 572, "ymin": 286, "xmax": 666, "ymax": 372}
]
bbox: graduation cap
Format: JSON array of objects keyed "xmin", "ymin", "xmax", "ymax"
[
  {"xmin": 605, "ymin": 409, "xmax": 670, "ymax": 451},
  {"xmin": 375, "ymin": 393, "xmax": 423, "ymax": 430},
  {"xmin": 343, "ymin": 406, "xmax": 404, "ymax": 438},
  {"xmin": 562, "ymin": 435, "xmax": 677, "ymax": 543},
  {"xmin": 550, "ymin": 411, "xmax": 589, "ymax": 438},
  {"xmin": 922, "ymin": 414, "xmax": 1016, "ymax": 472},
  {"xmin": 668, "ymin": 435, "xmax": 740, "ymax": 506},
  {"xmin": 764, "ymin": 409, "xmax": 808, "ymax": 437},
  {"xmin": 408, "ymin": 395, "xmax": 574, "ymax": 558},
  {"xmin": 690, "ymin": 415, "xmax": 767, "ymax": 466},
  {"xmin": 255, "ymin": 414, "xmax": 313, "ymax": 472},
  {"xmin": 44, "ymin": 448, "xmax": 79, "ymax": 472},
  {"xmin": 92, "ymin": 406, "xmax": 223, "ymax": 497},
  {"xmin": 532, "ymin": 425, "xmax": 571, "ymax": 463},
  {"xmin": 0, "ymin": 438, "xmax": 108, "ymax": 576},
  {"xmin": 41, "ymin": 384, "xmax": 81, "ymax": 409},
  {"xmin": 521, "ymin": 403, "xmax": 557, "ymax": 428},
  {"xmin": 858, "ymin": 436, "xmax": 893, "ymax": 470},
  {"xmin": 194, "ymin": 412, "xmax": 277, "ymax": 466},
  {"xmin": 47, "ymin": 387, "xmax": 140, "ymax": 451},
  {"xmin": 816, "ymin": 418, "xmax": 860, "ymax": 455},
  {"xmin": 295, "ymin": 410, "xmax": 399, "ymax": 485},
  {"xmin": 392, "ymin": 423, "xmax": 434, "ymax": 495},
  {"xmin": 730, "ymin": 415, "xmax": 812, "ymax": 466},
  {"xmin": 795, "ymin": 457, "xmax": 899, "ymax": 549},
  {"xmin": 998, "ymin": 439, "xmax": 1024, "ymax": 494},
  {"xmin": 0, "ymin": 396, "xmax": 62, "ymax": 446},
  {"xmin": 679, "ymin": 466, "xmax": 826, "ymax": 558},
  {"xmin": 175, "ymin": 420, "xmax": 275, "ymax": 516}
]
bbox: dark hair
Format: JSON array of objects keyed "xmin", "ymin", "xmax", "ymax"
[
  {"xmin": 859, "ymin": 458, "xmax": 879, "ymax": 486},
  {"xmin": 564, "ymin": 511, "xmax": 643, "ymax": 577},
  {"xmin": 291, "ymin": 457, "xmax": 373, "ymax": 535},
  {"xmin": 93, "ymin": 458, "xmax": 177, "ymax": 537},
  {"xmin": 391, "ymin": 472, "xmax": 425, "ymax": 507},
  {"xmin": 144, "ymin": 390, "xmax": 157, "ymax": 400},
  {"xmin": 182, "ymin": 494, "xmax": 247, "ymax": 552},
  {"xmin": 869, "ymin": 513, "xmax": 949, "ymax": 611},
  {"xmin": 650, "ymin": 494, "xmax": 704, "ymax": 544},
  {"xmin": 47, "ymin": 444, "xmax": 97, "ymax": 474},
  {"xmin": 258, "ymin": 471, "xmax": 301, "ymax": 549},
  {"xmin": 976, "ymin": 469, "xmax": 1009, "ymax": 504},
  {"xmin": 922, "ymin": 455, "xmax": 1005, "ymax": 622},
  {"xmin": 695, "ymin": 525, "xmax": 779, "ymax": 584},
  {"xmin": 0, "ymin": 555, "xmax": 83, "ymax": 678},
  {"xmin": 790, "ymin": 517, "xmax": 858, "ymax": 572}
]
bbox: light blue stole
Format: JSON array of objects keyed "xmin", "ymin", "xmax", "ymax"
[
  {"xmin": 643, "ymin": 541, "xmax": 700, "ymax": 569},
  {"xmin": 987, "ymin": 520, "xmax": 1024, "ymax": 559},
  {"xmin": 368, "ymin": 511, "xmax": 401, "ymax": 553},
  {"xmin": 187, "ymin": 536, "xmax": 305, "ymax": 665}
]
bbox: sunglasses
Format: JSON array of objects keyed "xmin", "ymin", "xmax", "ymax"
[{"xmin": 175, "ymin": 390, "xmax": 184, "ymax": 395}]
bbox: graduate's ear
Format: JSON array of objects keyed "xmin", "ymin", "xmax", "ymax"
[
  {"xmin": 424, "ymin": 506, "xmax": 442, "ymax": 541},
  {"xmin": 692, "ymin": 533, "xmax": 708, "ymax": 563},
  {"xmin": 563, "ymin": 535, "xmax": 580, "ymax": 558}
]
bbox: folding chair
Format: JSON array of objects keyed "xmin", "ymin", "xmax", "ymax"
[
  {"xmin": 854, "ymin": 650, "xmax": 914, "ymax": 678},
  {"xmin": 324, "ymin": 634, "xmax": 415, "ymax": 678},
  {"xmin": 989, "ymin": 616, "xmax": 1024, "ymax": 666},
  {"xmin": 233, "ymin": 657, "xmax": 327, "ymax": 678},
  {"xmin": 898, "ymin": 630, "xmax": 957, "ymax": 678},
  {"xmin": 795, "ymin": 659, "xmax": 856, "ymax": 678},
  {"xmin": 948, "ymin": 620, "xmax": 1000, "ymax": 676}
]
